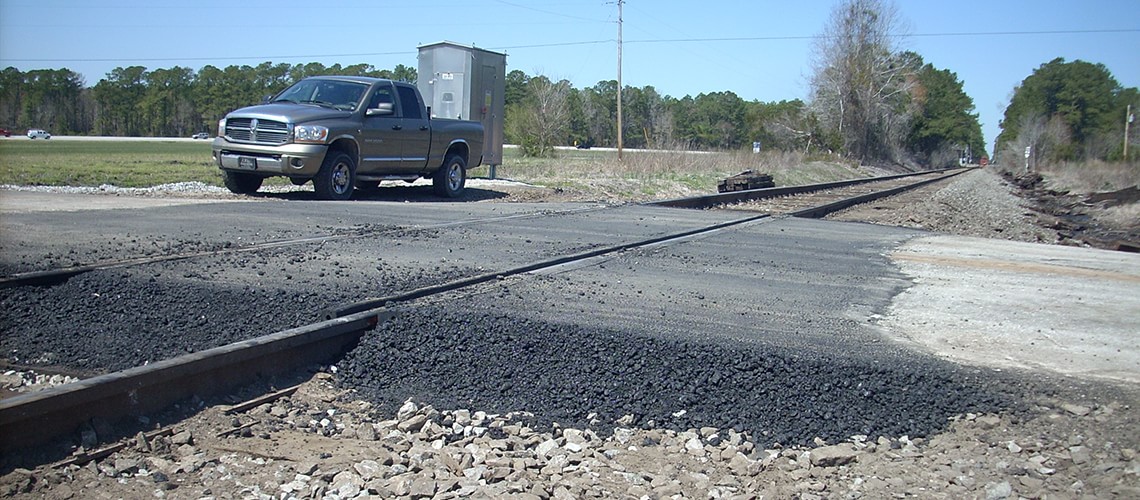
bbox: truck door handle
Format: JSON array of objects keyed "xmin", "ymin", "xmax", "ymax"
[
  {"xmin": 420, "ymin": 126, "xmax": 429, "ymax": 131},
  {"xmin": 391, "ymin": 125, "xmax": 403, "ymax": 130}
]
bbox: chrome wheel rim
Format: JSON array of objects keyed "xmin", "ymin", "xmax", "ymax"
[
  {"xmin": 447, "ymin": 163, "xmax": 463, "ymax": 191},
  {"xmin": 333, "ymin": 162, "xmax": 351, "ymax": 195}
]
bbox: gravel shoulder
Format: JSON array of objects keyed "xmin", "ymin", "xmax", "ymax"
[
  {"xmin": 2, "ymin": 169, "xmax": 1139, "ymax": 499},
  {"xmin": 882, "ymin": 236, "xmax": 1140, "ymax": 383},
  {"xmin": 831, "ymin": 169, "xmax": 1140, "ymax": 382},
  {"xmin": 827, "ymin": 168, "xmax": 1057, "ymax": 243}
]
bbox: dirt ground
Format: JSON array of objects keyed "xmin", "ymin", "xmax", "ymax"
[{"xmin": 2, "ymin": 168, "xmax": 1138, "ymax": 499}]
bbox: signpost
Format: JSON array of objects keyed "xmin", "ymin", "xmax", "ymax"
[
  {"xmin": 1024, "ymin": 146, "xmax": 1031, "ymax": 172},
  {"xmin": 1126, "ymin": 104, "xmax": 1133, "ymax": 161}
]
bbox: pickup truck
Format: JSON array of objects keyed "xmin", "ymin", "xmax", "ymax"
[{"xmin": 212, "ymin": 76, "xmax": 483, "ymax": 200}]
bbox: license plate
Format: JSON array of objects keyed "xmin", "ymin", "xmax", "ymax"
[{"xmin": 238, "ymin": 156, "xmax": 257, "ymax": 170}]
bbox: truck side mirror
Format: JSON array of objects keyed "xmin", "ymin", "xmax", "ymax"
[{"xmin": 367, "ymin": 103, "xmax": 395, "ymax": 116}]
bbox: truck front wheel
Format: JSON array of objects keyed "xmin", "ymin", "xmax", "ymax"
[
  {"xmin": 433, "ymin": 154, "xmax": 466, "ymax": 198},
  {"xmin": 223, "ymin": 171, "xmax": 263, "ymax": 194},
  {"xmin": 314, "ymin": 152, "xmax": 356, "ymax": 201}
]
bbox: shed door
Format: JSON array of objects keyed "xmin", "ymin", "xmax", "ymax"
[
  {"xmin": 433, "ymin": 72, "xmax": 464, "ymax": 120},
  {"xmin": 480, "ymin": 64, "xmax": 500, "ymax": 164}
]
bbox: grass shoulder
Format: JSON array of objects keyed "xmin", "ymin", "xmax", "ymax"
[{"xmin": 0, "ymin": 139, "xmax": 867, "ymax": 199}]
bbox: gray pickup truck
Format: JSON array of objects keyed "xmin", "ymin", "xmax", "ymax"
[{"xmin": 212, "ymin": 76, "xmax": 483, "ymax": 200}]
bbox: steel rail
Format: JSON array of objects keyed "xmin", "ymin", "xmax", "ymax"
[
  {"xmin": 0, "ymin": 309, "xmax": 389, "ymax": 453},
  {"xmin": 330, "ymin": 165, "xmax": 962, "ymax": 316},
  {"xmin": 647, "ymin": 168, "xmax": 963, "ymax": 209},
  {"xmin": 788, "ymin": 169, "xmax": 970, "ymax": 218}
]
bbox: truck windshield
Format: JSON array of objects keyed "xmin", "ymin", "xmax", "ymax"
[{"xmin": 274, "ymin": 80, "xmax": 367, "ymax": 111}]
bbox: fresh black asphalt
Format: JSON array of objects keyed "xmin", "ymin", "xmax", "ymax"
[{"xmin": 0, "ymin": 198, "xmax": 1042, "ymax": 446}]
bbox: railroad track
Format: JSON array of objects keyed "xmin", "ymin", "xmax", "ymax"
[
  {"xmin": 0, "ymin": 169, "xmax": 964, "ymax": 290},
  {"xmin": 0, "ymin": 168, "xmax": 969, "ymax": 457}
]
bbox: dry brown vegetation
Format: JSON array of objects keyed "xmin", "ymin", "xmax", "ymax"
[
  {"xmin": 1034, "ymin": 159, "xmax": 1140, "ymax": 194},
  {"xmin": 992, "ymin": 158, "xmax": 1140, "ymax": 245},
  {"xmin": 476, "ymin": 147, "xmax": 867, "ymax": 201},
  {"xmin": 1038, "ymin": 160, "xmax": 1140, "ymax": 232}
]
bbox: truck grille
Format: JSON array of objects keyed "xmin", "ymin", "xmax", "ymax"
[{"xmin": 225, "ymin": 118, "xmax": 290, "ymax": 145}]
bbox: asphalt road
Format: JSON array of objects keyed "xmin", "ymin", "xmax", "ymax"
[
  {"xmin": 2, "ymin": 190, "xmax": 1136, "ymax": 380},
  {"xmin": 2, "ymin": 190, "xmax": 1137, "ymax": 443}
]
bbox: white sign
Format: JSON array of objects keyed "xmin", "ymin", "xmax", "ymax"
[
  {"xmin": 1024, "ymin": 146, "xmax": 1031, "ymax": 159},
  {"xmin": 441, "ymin": 72, "xmax": 454, "ymax": 80}
]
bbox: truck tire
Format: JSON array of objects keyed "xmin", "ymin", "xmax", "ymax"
[
  {"xmin": 433, "ymin": 154, "xmax": 466, "ymax": 198},
  {"xmin": 223, "ymin": 171, "xmax": 263, "ymax": 194},
  {"xmin": 314, "ymin": 151, "xmax": 356, "ymax": 201}
]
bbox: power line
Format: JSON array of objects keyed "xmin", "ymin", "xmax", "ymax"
[
  {"xmin": 3, "ymin": 29, "xmax": 1135, "ymax": 65},
  {"xmin": 623, "ymin": 28, "xmax": 1140, "ymax": 44},
  {"xmin": 1, "ymin": 41, "xmax": 616, "ymax": 64},
  {"xmin": 909, "ymin": 28, "xmax": 1140, "ymax": 37},
  {"xmin": 489, "ymin": 40, "xmax": 611, "ymax": 50},
  {"xmin": 491, "ymin": 0, "xmax": 608, "ymax": 23},
  {"xmin": 1, "ymin": 51, "xmax": 417, "ymax": 64}
]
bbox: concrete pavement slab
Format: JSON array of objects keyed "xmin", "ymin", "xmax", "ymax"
[{"xmin": 880, "ymin": 235, "xmax": 1140, "ymax": 383}]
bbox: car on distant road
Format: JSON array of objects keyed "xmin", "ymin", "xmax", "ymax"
[
  {"xmin": 0, "ymin": 128, "xmax": 11, "ymax": 137},
  {"xmin": 27, "ymin": 129, "xmax": 51, "ymax": 139},
  {"xmin": 192, "ymin": 132, "xmax": 210, "ymax": 139}
]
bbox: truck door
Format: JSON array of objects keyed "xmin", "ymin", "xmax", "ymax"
[
  {"xmin": 359, "ymin": 83, "xmax": 403, "ymax": 174},
  {"xmin": 395, "ymin": 84, "xmax": 432, "ymax": 173}
]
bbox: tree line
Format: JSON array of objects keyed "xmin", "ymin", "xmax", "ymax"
[
  {"xmin": 806, "ymin": 0, "xmax": 1136, "ymax": 167},
  {"xmin": 0, "ymin": 5, "xmax": 991, "ymax": 168},
  {"xmin": 997, "ymin": 58, "xmax": 1138, "ymax": 165},
  {"xmin": 0, "ymin": 62, "xmax": 417, "ymax": 139},
  {"xmin": 0, "ymin": 59, "xmax": 985, "ymax": 169},
  {"xmin": 1, "ymin": 0, "xmax": 1132, "ymax": 168}
]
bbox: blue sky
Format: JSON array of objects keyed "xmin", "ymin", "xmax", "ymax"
[{"xmin": 2, "ymin": 0, "xmax": 1137, "ymax": 153}]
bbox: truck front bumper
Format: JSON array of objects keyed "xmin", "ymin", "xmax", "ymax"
[{"xmin": 213, "ymin": 139, "xmax": 328, "ymax": 178}]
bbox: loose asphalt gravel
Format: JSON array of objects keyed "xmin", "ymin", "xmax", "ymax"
[
  {"xmin": 338, "ymin": 301, "xmax": 1035, "ymax": 449},
  {"xmin": 0, "ymin": 246, "xmax": 476, "ymax": 372}
]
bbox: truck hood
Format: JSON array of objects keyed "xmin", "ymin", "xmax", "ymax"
[{"xmin": 225, "ymin": 103, "xmax": 352, "ymax": 123}]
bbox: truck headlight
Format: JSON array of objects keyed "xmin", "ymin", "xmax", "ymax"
[
  {"xmin": 294, "ymin": 125, "xmax": 329, "ymax": 143},
  {"xmin": 217, "ymin": 118, "xmax": 226, "ymax": 137}
]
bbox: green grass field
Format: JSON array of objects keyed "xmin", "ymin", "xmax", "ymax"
[
  {"xmin": 0, "ymin": 139, "xmax": 865, "ymax": 199},
  {"xmin": 0, "ymin": 140, "xmax": 221, "ymax": 187}
]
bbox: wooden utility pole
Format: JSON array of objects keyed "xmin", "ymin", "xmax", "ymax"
[{"xmin": 616, "ymin": 0, "xmax": 624, "ymax": 161}]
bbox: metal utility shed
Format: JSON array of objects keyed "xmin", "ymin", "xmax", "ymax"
[{"xmin": 417, "ymin": 41, "xmax": 506, "ymax": 174}]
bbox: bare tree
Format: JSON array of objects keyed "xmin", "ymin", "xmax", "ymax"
[
  {"xmin": 508, "ymin": 75, "xmax": 572, "ymax": 157},
  {"xmin": 765, "ymin": 120, "xmax": 813, "ymax": 154},
  {"xmin": 809, "ymin": 0, "xmax": 914, "ymax": 164},
  {"xmin": 648, "ymin": 96, "xmax": 675, "ymax": 148},
  {"xmin": 1004, "ymin": 112, "xmax": 1071, "ymax": 171}
]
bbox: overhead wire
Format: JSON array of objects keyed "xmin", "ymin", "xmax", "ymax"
[
  {"xmin": 623, "ymin": 28, "xmax": 1140, "ymax": 44},
  {"xmin": 2, "ymin": 26, "xmax": 1135, "ymax": 64},
  {"xmin": 622, "ymin": 2, "xmax": 770, "ymax": 94}
]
